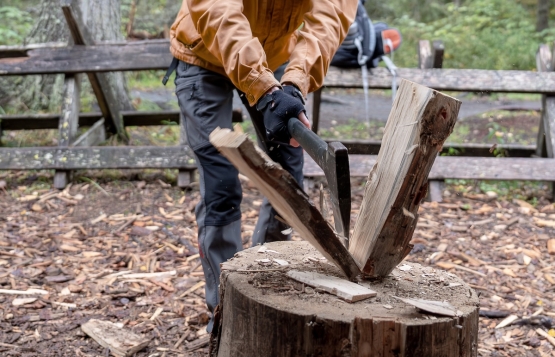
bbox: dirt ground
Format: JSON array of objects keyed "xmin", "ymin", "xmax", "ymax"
[{"xmin": 0, "ymin": 171, "xmax": 554, "ymax": 357}]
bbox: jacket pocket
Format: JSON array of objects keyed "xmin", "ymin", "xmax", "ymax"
[{"xmin": 175, "ymin": 12, "xmax": 202, "ymax": 49}]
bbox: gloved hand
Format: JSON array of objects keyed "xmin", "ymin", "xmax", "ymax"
[{"xmin": 256, "ymin": 86, "xmax": 306, "ymax": 143}]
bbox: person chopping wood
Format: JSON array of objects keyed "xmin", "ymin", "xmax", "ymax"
[{"xmin": 165, "ymin": 0, "xmax": 358, "ymax": 332}]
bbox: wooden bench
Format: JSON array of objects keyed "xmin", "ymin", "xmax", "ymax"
[{"xmin": 1, "ymin": 17, "xmax": 554, "ymax": 196}]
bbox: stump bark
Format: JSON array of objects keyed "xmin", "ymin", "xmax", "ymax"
[{"xmin": 212, "ymin": 241, "xmax": 479, "ymax": 357}]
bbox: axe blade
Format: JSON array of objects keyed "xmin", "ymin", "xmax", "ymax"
[{"xmin": 288, "ymin": 118, "xmax": 351, "ymax": 242}]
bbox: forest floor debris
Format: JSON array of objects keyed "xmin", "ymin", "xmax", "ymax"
[{"xmin": 0, "ymin": 173, "xmax": 554, "ymax": 356}]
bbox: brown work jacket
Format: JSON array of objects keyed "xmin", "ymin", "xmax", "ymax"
[{"xmin": 170, "ymin": 0, "xmax": 357, "ymax": 106}]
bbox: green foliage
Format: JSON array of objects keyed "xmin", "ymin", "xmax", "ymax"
[
  {"xmin": 446, "ymin": 178, "xmax": 550, "ymax": 201},
  {"xmin": 380, "ymin": 0, "xmax": 555, "ymax": 70},
  {"xmin": 366, "ymin": 0, "xmax": 451, "ymax": 23},
  {"xmin": 0, "ymin": 6, "xmax": 33, "ymax": 45}
]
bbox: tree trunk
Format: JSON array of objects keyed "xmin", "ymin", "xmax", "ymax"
[
  {"xmin": 212, "ymin": 241, "xmax": 479, "ymax": 357},
  {"xmin": 0, "ymin": 0, "xmax": 131, "ymax": 112},
  {"xmin": 0, "ymin": 0, "xmax": 68, "ymax": 112},
  {"xmin": 536, "ymin": 0, "xmax": 550, "ymax": 32},
  {"xmin": 79, "ymin": 0, "xmax": 133, "ymax": 111}
]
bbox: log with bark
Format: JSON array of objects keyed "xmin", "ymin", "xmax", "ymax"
[
  {"xmin": 211, "ymin": 241, "xmax": 479, "ymax": 357},
  {"xmin": 349, "ymin": 79, "xmax": 460, "ymax": 277}
]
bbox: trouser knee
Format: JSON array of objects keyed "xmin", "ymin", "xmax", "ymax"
[{"xmin": 194, "ymin": 144, "xmax": 242, "ymax": 226}]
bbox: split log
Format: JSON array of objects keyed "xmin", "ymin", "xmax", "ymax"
[
  {"xmin": 349, "ymin": 79, "xmax": 460, "ymax": 277},
  {"xmin": 212, "ymin": 241, "xmax": 479, "ymax": 357},
  {"xmin": 209, "ymin": 128, "xmax": 360, "ymax": 279},
  {"xmin": 81, "ymin": 319, "xmax": 150, "ymax": 357}
]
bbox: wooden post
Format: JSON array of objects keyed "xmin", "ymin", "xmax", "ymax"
[
  {"xmin": 212, "ymin": 241, "xmax": 479, "ymax": 357},
  {"xmin": 54, "ymin": 74, "xmax": 81, "ymax": 189},
  {"xmin": 209, "ymin": 128, "xmax": 361, "ymax": 279},
  {"xmin": 61, "ymin": 0, "xmax": 129, "ymax": 142},
  {"xmin": 535, "ymin": 44, "xmax": 555, "ymax": 198},
  {"xmin": 417, "ymin": 40, "xmax": 432, "ymax": 69},
  {"xmin": 349, "ymin": 79, "xmax": 460, "ymax": 277},
  {"xmin": 418, "ymin": 40, "xmax": 446, "ymax": 202},
  {"xmin": 432, "ymin": 40, "xmax": 444, "ymax": 69}
]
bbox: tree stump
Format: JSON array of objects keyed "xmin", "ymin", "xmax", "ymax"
[{"xmin": 212, "ymin": 241, "xmax": 479, "ymax": 357}]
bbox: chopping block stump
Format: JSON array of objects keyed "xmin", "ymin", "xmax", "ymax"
[{"xmin": 211, "ymin": 241, "xmax": 479, "ymax": 357}]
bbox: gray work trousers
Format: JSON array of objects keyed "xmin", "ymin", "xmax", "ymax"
[{"xmin": 174, "ymin": 61, "xmax": 304, "ymax": 332}]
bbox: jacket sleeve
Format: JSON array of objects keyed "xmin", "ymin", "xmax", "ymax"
[
  {"xmin": 281, "ymin": 0, "xmax": 358, "ymax": 97},
  {"xmin": 187, "ymin": 0, "xmax": 280, "ymax": 106}
]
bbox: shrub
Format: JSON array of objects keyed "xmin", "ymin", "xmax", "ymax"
[
  {"xmin": 0, "ymin": 6, "xmax": 33, "ymax": 45},
  {"xmin": 385, "ymin": 0, "xmax": 555, "ymax": 69}
]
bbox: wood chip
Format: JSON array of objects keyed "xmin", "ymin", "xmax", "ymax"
[
  {"xmin": 150, "ymin": 307, "xmax": 164, "ymax": 320},
  {"xmin": 12, "ymin": 297, "xmax": 38, "ymax": 306},
  {"xmin": 398, "ymin": 264, "xmax": 413, "ymax": 271},
  {"xmin": 273, "ymin": 259, "xmax": 289, "ymax": 266},
  {"xmin": 90, "ymin": 214, "xmax": 107, "ymax": 224},
  {"xmin": 536, "ymin": 328, "xmax": 555, "ymax": 347},
  {"xmin": 533, "ymin": 217, "xmax": 555, "ymax": 228},
  {"xmin": 286, "ymin": 270, "xmax": 377, "ymax": 303},
  {"xmin": 548, "ymin": 239, "xmax": 555, "ymax": 255},
  {"xmin": 435, "ymin": 261, "xmax": 487, "ymax": 277},
  {"xmin": 393, "ymin": 296, "xmax": 462, "ymax": 317},
  {"xmin": 81, "ymin": 319, "xmax": 150, "ymax": 357},
  {"xmin": 0, "ymin": 288, "xmax": 48, "ymax": 295},
  {"xmin": 177, "ymin": 281, "xmax": 206, "ymax": 299},
  {"xmin": 495, "ymin": 314, "xmax": 519, "ymax": 329}
]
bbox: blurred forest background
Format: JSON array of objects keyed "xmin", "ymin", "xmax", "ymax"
[
  {"xmin": 1, "ymin": 0, "xmax": 554, "ymax": 114},
  {"xmin": 1, "ymin": 0, "xmax": 554, "ymax": 69}
]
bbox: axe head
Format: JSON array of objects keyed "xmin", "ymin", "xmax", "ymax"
[
  {"xmin": 325, "ymin": 142, "xmax": 351, "ymax": 240},
  {"xmin": 287, "ymin": 118, "xmax": 351, "ymax": 243}
]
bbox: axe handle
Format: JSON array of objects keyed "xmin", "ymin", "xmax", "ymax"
[{"xmin": 288, "ymin": 118, "xmax": 328, "ymax": 168}]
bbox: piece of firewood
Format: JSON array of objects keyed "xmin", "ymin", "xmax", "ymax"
[
  {"xmin": 286, "ymin": 270, "xmax": 376, "ymax": 302},
  {"xmin": 81, "ymin": 319, "xmax": 150, "ymax": 357},
  {"xmin": 209, "ymin": 128, "xmax": 361, "ymax": 279},
  {"xmin": 349, "ymin": 79, "xmax": 460, "ymax": 277}
]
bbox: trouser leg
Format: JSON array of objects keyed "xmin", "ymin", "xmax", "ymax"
[
  {"xmin": 175, "ymin": 61, "xmax": 242, "ymax": 332},
  {"xmin": 237, "ymin": 74, "xmax": 304, "ymax": 245}
]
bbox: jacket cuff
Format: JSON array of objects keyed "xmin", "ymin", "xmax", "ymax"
[
  {"xmin": 281, "ymin": 70, "xmax": 310, "ymax": 98},
  {"xmin": 245, "ymin": 70, "xmax": 280, "ymax": 106}
]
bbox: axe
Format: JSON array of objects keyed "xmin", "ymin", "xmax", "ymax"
[
  {"xmin": 244, "ymin": 97, "xmax": 351, "ymax": 244},
  {"xmin": 288, "ymin": 118, "xmax": 351, "ymax": 242}
]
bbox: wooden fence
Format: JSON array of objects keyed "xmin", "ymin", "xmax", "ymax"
[{"xmin": 1, "ymin": 3, "xmax": 554, "ymax": 200}]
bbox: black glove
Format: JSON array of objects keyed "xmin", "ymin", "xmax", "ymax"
[{"xmin": 256, "ymin": 87, "xmax": 306, "ymax": 143}]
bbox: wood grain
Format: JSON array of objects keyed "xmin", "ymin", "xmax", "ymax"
[{"xmin": 349, "ymin": 79, "xmax": 460, "ymax": 276}]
